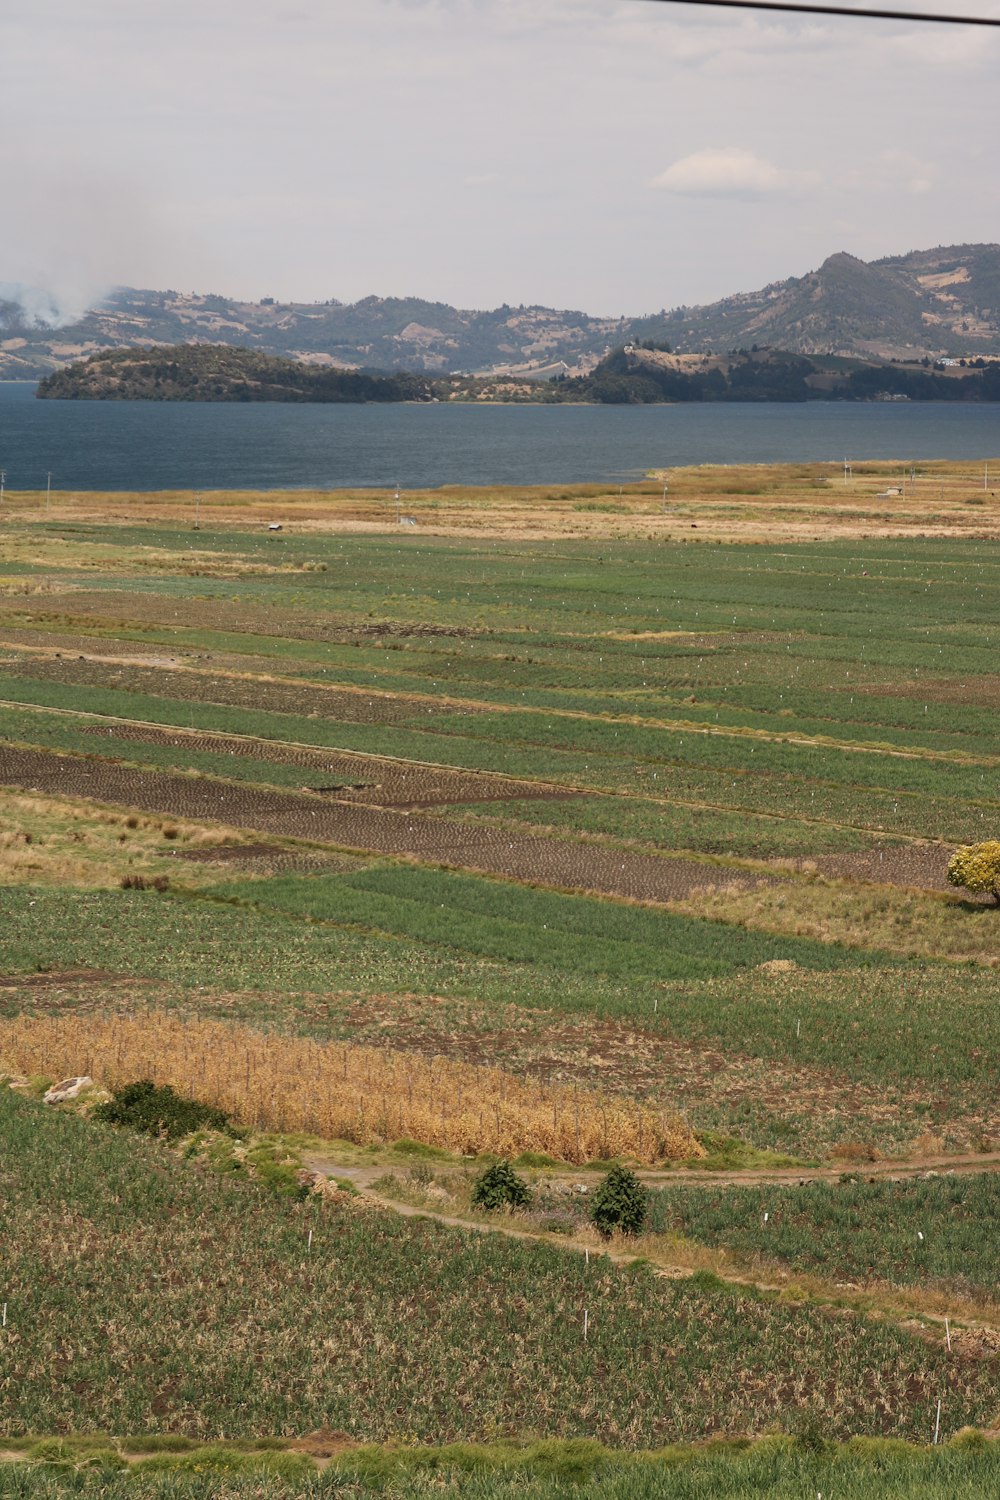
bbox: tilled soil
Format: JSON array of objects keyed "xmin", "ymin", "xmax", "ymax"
[
  {"xmin": 795, "ymin": 846, "xmax": 959, "ymax": 893},
  {"xmin": 74, "ymin": 721, "xmax": 575, "ymax": 808},
  {"xmin": 0, "ymin": 743, "xmax": 772, "ymax": 904}
]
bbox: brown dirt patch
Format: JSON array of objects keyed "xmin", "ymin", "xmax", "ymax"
[
  {"xmin": 0, "ymin": 968, "xmax": 129, "ymax": 990},
  {"xmin": 792, "ymin": 845, "xmax": 971, "ymax": 894},
  {"xmin": 856, "ymin": 675, "xmax": 1000, "ymax": 709},
  {"xmin": 287, "ymin": 1429, "xmax": 358, "ymax": 1459},
  {"xmin": 0, "ymin": 744, "xmax": 772, "ymax": 905},
  {"xmin": 0, "ymin": 591, "xmax": 486, "ymax": 647}
]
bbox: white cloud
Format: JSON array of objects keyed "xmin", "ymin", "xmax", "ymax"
[{"xmin": 651, "ymin": 148, "xmax": 818, "ymax": 199}]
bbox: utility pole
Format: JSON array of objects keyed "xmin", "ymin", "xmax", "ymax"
[
  {"xmin": 193, "ymin": 492, "xmax": 201, "ymax": 530},
  {"xmin": 985, "ymin": 462, "xmax": 989, "ymax": 492},
  {"xmin": 46, "ymin": 472, "xmax": 52, "ymax": 515},
  {"xmin": 394, "ymin": 483, "xmax": 401, "ymax": 524},
  {"xmin": 844, "ymin": 458, "xmax": 851, "ymax": 485},
  {"xmin": 662, "ymin": 481, "xmax": 669, "ymax": 512},
  {"xmin": 0, "ymin": 470, "xmax": 5, "ymax": 504}
]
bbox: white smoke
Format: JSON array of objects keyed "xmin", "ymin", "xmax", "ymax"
[
  {"xmin": 0, "ymin": 280, "xmax": 106, "ymax": 330},
  {"xmin": 0, "ymin": 148, "xmax": 207, "ymax": 331}
]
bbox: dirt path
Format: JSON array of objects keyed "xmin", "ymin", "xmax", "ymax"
[
  {"xmin": 303, "ymin": 1153, "xmax": 1000, "ymax": 1338},
  {"xmin": 306, "ymin": 1149, "xmax": 1000, "ymax": 1196}
]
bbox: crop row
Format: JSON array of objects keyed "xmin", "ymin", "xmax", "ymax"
[
  {"xmin": 3, "ymin": 670, "xmax": 995, "ymax": 846},
  {"xmin": 233, "ymin": 865, "xmax": 891, "ymax": 980},
  {"xmin": 0, "ymin": 742, "xmax": 815, "ymax": 912},
  {"xmin": 8, "ymin": 652, "xmax": 1000, "ymax": 809}
]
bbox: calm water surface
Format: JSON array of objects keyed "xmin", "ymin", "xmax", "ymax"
[{"xmin": 1, "ymin": 382, "xmax": 998, "ymax": 490}]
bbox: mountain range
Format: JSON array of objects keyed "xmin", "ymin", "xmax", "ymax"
[{"xmin": 3, "ymin": 243, "xmax": 999, "ymax": 381}]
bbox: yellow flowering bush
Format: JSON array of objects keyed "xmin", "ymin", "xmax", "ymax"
[{"xmin": 947, "ymin": 841, "xmax": 1000, "ymax": 903}]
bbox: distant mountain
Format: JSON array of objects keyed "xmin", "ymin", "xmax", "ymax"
[
  {"xmin": 631, "ymin": 245, "xmax": 1000, "ymax": 361},
  {"xmin": 4, "ymin": 244, "xmax": 1000, "ymax": 380},
  {"xmin": 0, "ymin": 290, "xmax": 625, "ymax": 381}
]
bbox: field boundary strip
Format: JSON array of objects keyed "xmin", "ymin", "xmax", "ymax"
[{"xmin": 299, "ymin": 1155, "xmax": 1000, "ymax": 1338}]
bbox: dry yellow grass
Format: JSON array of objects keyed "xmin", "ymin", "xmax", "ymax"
[
  {"xmin": 0, "ymin": 787, "xmax": 242, "ymax": 889},
  {"xmin": 0, "ymin": 1010, "xmax": 703, "ymax": 1165},
  {"xmin": 3, "ymin": 460, "xmax": 998, "ymax": 543},
  {"xmin": 674, "ymin": 878, "xmax": 1000, "ymax": 964}
]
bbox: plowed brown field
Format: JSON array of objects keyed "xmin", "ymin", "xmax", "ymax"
[
  {"xmin": 75, "ymin": 721, "xmax": 574, "ymax": 808},
  {"xmin": 0, "ymin": 744, "xmax": 770, "ymax": 903},
  {"xmin": 795, "ymin": 847, "xmax": 957, "ymax": 892}
]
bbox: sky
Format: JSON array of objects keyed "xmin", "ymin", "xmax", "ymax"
[{"xmin": 2, "ymin": 0, "xmax": 998, "ymax": 322}]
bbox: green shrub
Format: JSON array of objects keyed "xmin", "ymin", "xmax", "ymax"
[
  {"xmin": 590, "ymin": 1166, "xmax": 647, "ymax": 1238},
  {"xmin": 93, "ymin": 1080, "xmax": 229, "ymax": 1140},
  {"xmin": 471, "ymin": 1160, "xmax": 532, "ymax": 1211}
]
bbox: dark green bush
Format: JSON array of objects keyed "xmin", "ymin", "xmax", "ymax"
[
  {"xmin": 93, "ymin": 1080, "xmax": 230, "ymax": 1140},
  {"xmin": 471, "ymin": 1160, "xmax": 532, "ymax": 1211},
  {"xmin": 590, "ymin": 1166, "xmax": 647, "ymax": 1238}
]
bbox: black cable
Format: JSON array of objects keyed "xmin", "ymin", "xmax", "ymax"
[{"xmin": 637, "ymin": 0, "xmax": 1000, "ymax": 25}]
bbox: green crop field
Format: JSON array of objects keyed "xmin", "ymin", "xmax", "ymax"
[
  {"xmin": 2, "ymin": 1088, "xmax": 997, "ymax": 1446},
  {"xmin": 2, "ymin": 480, "xmax": 1000, "ymax": 1481},
  {"xmin": 645, "ymin": 1174, "xmax": 1000, "ymax": 1301}
]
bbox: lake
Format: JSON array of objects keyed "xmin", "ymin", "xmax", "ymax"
[{"xmin": 1, "ymin": 382, "xmax": 998, "ymax": 491}]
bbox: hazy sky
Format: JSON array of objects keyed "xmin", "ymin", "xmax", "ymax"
[{"xmin": 2, "ymin": 0, "xmax": 998, "ymax": 320}]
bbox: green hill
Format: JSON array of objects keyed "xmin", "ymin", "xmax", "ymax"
[{"xmin": 35, "ymin": 344, "xmax": 435, "ymax": 402}]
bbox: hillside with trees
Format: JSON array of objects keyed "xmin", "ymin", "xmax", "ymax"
[
  {"xmin": 7, "ymin": 243, "xmax": 1000, "ymax": 382},
  {"xmin": 35, "ymin": 346, "xmax": 435, "ymax": 403}
]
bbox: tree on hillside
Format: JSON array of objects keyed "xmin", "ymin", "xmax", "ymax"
[{"xmin": 947, "ymin": 842, "xmax": 1000, "ymax": 904}]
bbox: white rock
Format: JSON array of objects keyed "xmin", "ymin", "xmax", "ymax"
[{"xmin": 43, "ymin": 1076, "xmax": 93, "ymax": 1104}]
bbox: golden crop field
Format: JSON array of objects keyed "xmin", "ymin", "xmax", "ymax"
[{"xmin": 0, "ymin": 1010, "xmax": 701, "ymax": 1164}]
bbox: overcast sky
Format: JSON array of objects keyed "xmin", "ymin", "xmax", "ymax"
[{"xmin": 2, "ymin": 0, "xmax": 998, "ymax": 320}]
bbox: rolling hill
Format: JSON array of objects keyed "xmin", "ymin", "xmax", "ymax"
[{"xmin": 3, "ymin": 243, "xmax": 1000, "ymax": 380}]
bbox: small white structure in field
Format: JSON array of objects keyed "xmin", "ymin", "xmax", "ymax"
[
  {"xmin": 268, "ymin": 522, "xmax": 283, "ymax": 531},
  {"xmin": 399, "ymin": 515, "xmax": 417, "ymax": 527}
]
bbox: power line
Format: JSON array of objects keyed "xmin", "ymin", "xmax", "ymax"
[{"xmin": 638, "ymin": 0, "xmax": 1000, "ymax": 25}]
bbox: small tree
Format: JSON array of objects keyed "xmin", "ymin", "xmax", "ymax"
[
  {"xmin": 947, "ymin": 842, "xmax": 1000, "ymax": 904},
  {"xmin": 590, "ymin": 1166, "xmax": 647, "ymax": 1239},
  {"xmin": 471, "ymin": 1160, "xmax": 532, "ymax": 1212}
]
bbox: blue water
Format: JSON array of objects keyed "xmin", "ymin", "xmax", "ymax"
[{"xmin": 1, "ymin": 382, "xmax": 998, "ymax": 490}]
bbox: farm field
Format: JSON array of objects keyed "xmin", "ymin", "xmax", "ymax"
[
  {"xmin": 2, "ymin": 467, "xmax": 999, "ymax": 1476},
  {"xmin": 2, "ymin": 1086, "xmax": 999, "ymax": 1448}
]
